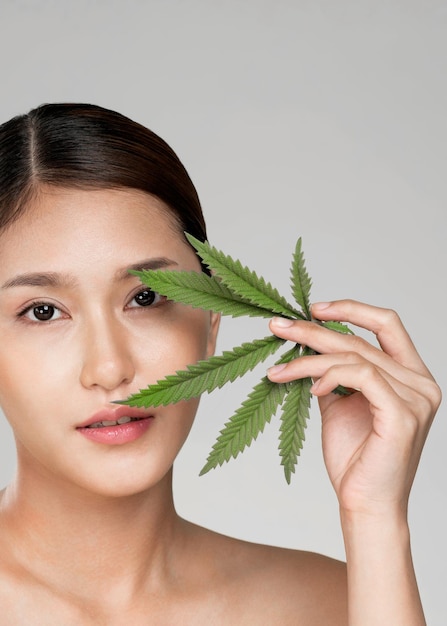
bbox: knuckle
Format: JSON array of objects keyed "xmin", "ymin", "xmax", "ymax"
[
  {"xmin": 379, "ymin": 307, "xmax": 401, "ymax": 329},
  {"xmin": 355, "ymin": 360, "xmax": 377, "ymax": 382},
  {"xmin": 400, "ymin": 412, "xmax": 420, "ymax": 440},
  {"xmin": 424, "ymin": 379, "xmax": 442, "ymax": 413},
  {"xmin": 345, "ymin": 333, "xmax": 368, "ymax": 353},
  {"xmin": 409, "ymin": 380, "xmax": 441, "ymax": 426},
  {"xmin": 340, "ymin": 351, "xmax": 364, "ymax": 365},
  {"xmin": 329, "ymin": 353, "xmax": 373, "ymax": 376},
  {"xmin": 414, "ymin": 392, "xmax": 434, "ymax": 422}
]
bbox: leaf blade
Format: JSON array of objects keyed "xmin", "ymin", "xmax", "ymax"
[
  {"xmin": 321, "ymin": 320, "xmax": 354, "ymax": 335},
  {"xmin": 290, "ymin": 237, "xmax": 312, "ymax": 319},
  {"xmin": 119, "ymin": 335, "xmax": 286, "ymax": 408},
  {"xmin": 278, "ymin": 376, "xmax": 312, "ymax": 484},
  {"xmin": 199, "ymin": 376, "xmax": 288, "ymax": 474},
  {"xmin": 186, "ymin": 234, "xmax": 304, "ymax": 320},
  {"xmin": 200, "ymin": 345, "xmax": 299, "ymax": 474},
  {"xmin": 132, "ymin": 269, "xmax": 277, "ymax": 319}
]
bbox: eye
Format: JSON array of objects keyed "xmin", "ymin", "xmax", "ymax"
[
  {"xmin": 128, "ymin": 289, "xmax": 165, "ymax": 309},
  {"xmin": 19, "ymin": 302, "xmax": 64, "ymax": 323}
]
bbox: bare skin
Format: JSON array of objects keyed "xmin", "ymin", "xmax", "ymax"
[
  {"xmin": 0, "ymin": 479, "xmax": 347, "ymax": 625},
  {"xmin": 268, "ymin": 304, "xmax": 440, "ymax": 625},
  {"xmin": 0, "ymin": 187, "xmax": 439, "ymax": 624}
]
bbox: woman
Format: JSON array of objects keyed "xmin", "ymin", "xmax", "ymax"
[{"xmin": 0, "ymin": 103, "xmax": 440, "ymax": 624}]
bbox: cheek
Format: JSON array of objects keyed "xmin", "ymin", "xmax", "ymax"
[
  {"xmin": 0, "ymin": 343, "xmax": 72, "ymax": 415},
  {"xmin": 0, "ymin": 349, "xmax": 38, "ymax": 423},
  {"xmin": 0, "ymin": 329, "xmax": 82, "ymax": 442},
  {"xmin": 162, "ymin": 397, "xmax": 201, "ymax": 447},
  {"xmin": 174, "ymin": 307, "xmax": 213, "ymax": 361},
  {"xmin": 133, "ymin": 306, "xmax": 213, "ymax": 382}
]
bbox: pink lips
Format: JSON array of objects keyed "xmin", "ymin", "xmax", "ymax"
[{"xmin": 76, "ymin": 405, "xmax": 154, "ymax": 445}]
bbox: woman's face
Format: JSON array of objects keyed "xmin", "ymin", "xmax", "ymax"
[{"xmin": 0, "ymin": 187, "xmax": 219, "ymax": 497}]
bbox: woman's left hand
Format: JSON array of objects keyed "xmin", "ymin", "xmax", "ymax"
[{"xmin": 267, "ymin": 300, "xmax": 441, "ymax": 518}]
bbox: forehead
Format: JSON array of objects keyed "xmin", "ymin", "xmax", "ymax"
[
  {"xmin": 8, "ymin": 185, "xmax": 180, "ymax": 232},
  {"xmin": 0, "ymin": 187, "xmax": 191, "ymax": 278}
]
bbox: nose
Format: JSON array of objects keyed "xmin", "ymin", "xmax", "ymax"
[{"xmin": 79, "ymin": 314, "xmax": 136, "ymax": 392}]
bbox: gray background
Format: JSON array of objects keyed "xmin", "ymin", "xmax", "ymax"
[{"xmin": 0, "ymin": 1, "xmax": 445, "ymax": 623}]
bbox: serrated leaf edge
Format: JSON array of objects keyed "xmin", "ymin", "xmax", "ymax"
[
  {"xmin": 199, "ymin": 345, "xmax": 299, "ymax": 475},
  {"xmin": 132, "ymin": 269, "xmax": 285, "ymax": 319},
  {"xmin": 290, "ymin": 236, "xmax": 312, "ymax": 319},
  {"xmin": 120, "ymin": 335, "xmax": 286, "ymax": 408},
  {"xmin": 278, "ymin": 377, "xmax": 312, "ymax": 484},
  {"xmin": 186, "ymin": 233, "xmax": 304, "ymax": 320}
]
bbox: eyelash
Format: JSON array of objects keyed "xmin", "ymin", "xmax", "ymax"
[
  {"xmin": 17, "ymin": 300, "xmax": 65, "ymax": 324},
  {"xmin": 126, "ymin": 288, "xmax": 167, "ymax": 310},
  {"xmin": 16, "ymin": 289, "xmax": 166, "ymax": 324}
]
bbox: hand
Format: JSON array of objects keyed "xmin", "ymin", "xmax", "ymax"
[{"xmin": 267, "ymin": 300, "xmax": 441, "ymax": 518}]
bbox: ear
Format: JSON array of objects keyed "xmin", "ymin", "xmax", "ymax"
[{"xmin": 205, "ymin": 312, "xmax": 221, "ymax": 358}]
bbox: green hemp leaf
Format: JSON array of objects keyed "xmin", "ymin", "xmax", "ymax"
[{"xmin": 119, "ymin": 234, "xmax": 353, "ymax": 483}]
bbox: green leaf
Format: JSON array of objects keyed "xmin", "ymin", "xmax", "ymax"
[
  {"xmin": 117, "ymin": 233, "xmax": 356, "ymax": 483},
  {"xmin": 119, "ymin": 335, "xmax": 286, "ymax": 408},
  {"xmin": 132, "ymin": 269, "xmax": 280, "ymax": 319},
  {"xmin": 290, "ymin": 237, "xmax": 312, "ymax": 319},
  {"xmin": 186, "ymin": 234, "xmax": 304, "ymax": 320},
  {"xmin": 278, "ymin": 377, "xmax": 312, "ymax": 484},
  {"xmin": 200, "ymin": 345, "xmax": 299, "ymax": 474},
  {"xmin": 200, "ymin": 377, "xmax": 288, "ymax": 475},
  {"xmin": 321, "ymin": 320, "xmax": 354, "ymax": 335}
]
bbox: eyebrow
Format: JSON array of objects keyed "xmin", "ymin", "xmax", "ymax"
[
  {"xmin": 1, "ymin": 257, "xmax": 177, "ymax": 290},
  {"xmin": 115, "ymin": 257, "xmax": 178, "ymax": 280}
]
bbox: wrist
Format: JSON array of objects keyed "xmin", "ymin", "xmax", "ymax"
[
  {"xmin": 340, "ymin": 507, "xmax": 425, "ymax": 626},
  {"xmin": 340, "ymin": 505, "xmax": 410, "ymax": 548},
  {"xmin": 339, "ymin": 494, "xmax": 409, "ymax": 527}
]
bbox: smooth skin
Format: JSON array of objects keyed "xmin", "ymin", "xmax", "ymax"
[
  {"xmin": 0, "ymin": 186, "xmax": 440, "ymax": 624},
  {"xmin": 268, "ymin": 307, "xmax": 441, "ymax": 625}
]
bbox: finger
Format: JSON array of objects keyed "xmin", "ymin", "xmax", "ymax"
[
  {"xmin": 269, "ymin": 317, "xmax": 412, "ymax": 385},
  {"xmin": 311, "ymin": 299, "xmax": 432, "ymax": 377},
  {"xmin": 267, "ymin": 343, "xmax": 441, "ymax": 424},
  {"xmin": 315, "ymin": 365, "xmax": 431, "ymax": 499},
  {"xmin": 312, "ymin": 362, "xmax": 436, "ymax": 453},
  {"xmin": 310, "ymin": 361, "xmax": 420, "ymax": 412},
  {"xmin": 267, "ymin": 352, "xmax": 424, "ymax": 407}
]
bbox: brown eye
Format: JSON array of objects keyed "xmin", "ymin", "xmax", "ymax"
[
  {"xmin": 132, "ymin": 289, "xmax": 158, "ymax": 307},
  {"xmin": 20, "ymin": 303, "xmax": 63, "ymax": 322},
  {"xmin": 33, "ymin": 304, "xmax": 55, "ymax": 320}
]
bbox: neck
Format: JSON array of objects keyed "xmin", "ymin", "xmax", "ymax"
[{"xmin": 0, "ymin": 461, "xmax": 186, "ymax": 603}]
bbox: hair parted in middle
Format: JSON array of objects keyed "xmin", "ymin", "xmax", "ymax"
[{"xmin": 0, "ymin": 103, "xmax": 209, "ymax": 256}]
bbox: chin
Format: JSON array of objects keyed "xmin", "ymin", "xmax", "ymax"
[{"xmin": 74, "ymin": 463, "xmax": 175, "ymax": 500}]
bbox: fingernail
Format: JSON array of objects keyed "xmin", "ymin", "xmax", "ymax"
[
  {"xmin": 268, "ymin": 363, "xmax": 287, "ymax": 376},
  {"xmin": 271, "ymin": 317, "xmax": 294, "ymax": 327},
  {"xmin": 312, "ymin": 302, "xmax": 332, "ymax": 311}
]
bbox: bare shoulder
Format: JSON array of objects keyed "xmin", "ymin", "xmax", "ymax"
[{"xmin": 183, "ymin": 522, "xmax": 348, "ymax": 625}]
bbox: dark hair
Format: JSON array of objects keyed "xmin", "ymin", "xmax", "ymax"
[{"xmin": 0, "ymin": 103, "xmax": 208, "ymax": 247}]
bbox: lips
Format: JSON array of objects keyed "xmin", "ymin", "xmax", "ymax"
[
  {"xmin": 86, "ymin": 416, "xmax": 143, "ymax": 429},
  {"xmin": 76, "ymin": 405, "xmax": 154, "ymax": 445},
  {"xmin": 77, "ymin": 405, "xmax": 154, "ymax": 429}
]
